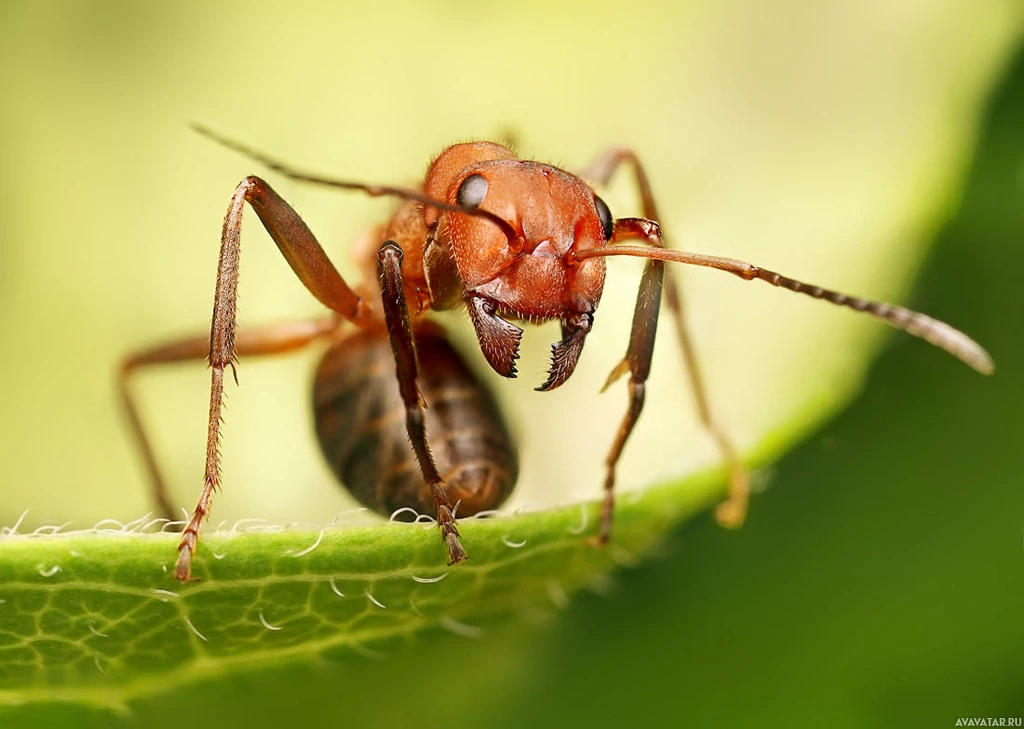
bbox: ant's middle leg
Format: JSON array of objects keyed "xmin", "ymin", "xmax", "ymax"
[
  {"xmin": 174, "ymin": 175, "xmax": 370, "ymax": 581},
  {"xmin": 377, "ymin": 240, "xmax": 467, "ymax": 564},
  {"xmin": 582, "ymin": 149, "xmax": 751, "ymax": 528}
]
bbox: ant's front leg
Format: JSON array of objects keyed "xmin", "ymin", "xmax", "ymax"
[
  {"xmin": 377, "ymin": 240, "xmax": 468, "ymax": 564},
  {"xmin": 594, "ymin": 220, "xmax": 664, "ymax": 544},
  {"xmin": 583, "ymin": 148, "xmax": 750, "ymax": 528}
]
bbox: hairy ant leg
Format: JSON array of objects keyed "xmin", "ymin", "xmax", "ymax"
[
  {"xmin": 582, "ymin": 148, "xmax": 750, "ymax": 528},
  {"xmin": 173, "ymin": 176, "xmax": 370, "ymax": 582},
  {"xmin": 377, "ymin": 241, "xmax": 467, "ymax": 564},
  {"xmin": 120, "ymin": 317, "xmax": 340, "ymax": 522}
]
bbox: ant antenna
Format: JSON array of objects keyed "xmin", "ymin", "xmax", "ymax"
[
  {"xmin": 576, "ymin": 218, "xmax": 994, "ymax": 375},
  {"xmin": 191, "ymin": 124, "xmax": 520, "ymax": 242}
]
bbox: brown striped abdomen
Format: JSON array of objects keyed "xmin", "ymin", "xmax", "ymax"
[{"xmin": 312, "ymin": 324, "xmax": 518, "ymax": 518}]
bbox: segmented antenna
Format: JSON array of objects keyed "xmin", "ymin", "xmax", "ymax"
[
  {"xmin": 577, "ymin": 236, "xmax": 994, "ymax": 375},
  {"xmin": 751, "ymin": 266, "xmax": 993, "ymax": 374},
  {"xmin": 191, "ymin": 124, "xmax": 519, "ymax": 242}
]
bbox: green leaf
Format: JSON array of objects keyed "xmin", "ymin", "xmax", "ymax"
[{"xmin": 0, "ymin": 471, "xmax": 720, "ymax": 709}]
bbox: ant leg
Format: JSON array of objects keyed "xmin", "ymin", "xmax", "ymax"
[
  {"xmin": 119, "ymin": 318, "xmax": 339, "ymax": 561},
  {"xmin": 595, "ymin": 252, "xmax": 663, "ymax": 544},
  {"xmin": 582, "ymin": 149, "xmax": 750, "ymax": 528},
  {"xmin": 377, "ymin": 240, "xmax": 468, "ymax": 565},
  {"xmin": 174, "ymin": 176, "xmax": 369, "ymax": 582}
]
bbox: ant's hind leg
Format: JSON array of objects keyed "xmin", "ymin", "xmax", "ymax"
[{"xmin": 119, "ymin": 317, "xmax": 339, "ymax": 557}]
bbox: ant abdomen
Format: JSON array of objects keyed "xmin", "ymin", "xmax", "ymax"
[{"xmin": 312, "ymin": 322, "xmax": 518, "ymax": 520}]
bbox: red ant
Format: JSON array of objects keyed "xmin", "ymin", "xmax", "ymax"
[{"xmin": 120, "ymin": 129, "xmax": 994, "ymax": 582}]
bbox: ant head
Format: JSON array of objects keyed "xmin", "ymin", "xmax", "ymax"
[{"xmin": 425, "ymin": 144, "xmax": 614, "ymax": 389}]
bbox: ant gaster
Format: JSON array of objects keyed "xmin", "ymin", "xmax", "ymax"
[{"xmin": 120, "ymin": 130, "xmax": 994, "ymax": 582}]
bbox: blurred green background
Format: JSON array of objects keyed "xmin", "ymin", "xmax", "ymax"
[{"xmin": 1, "ymin": 1, "xmax": 1022, "ymax": 726}]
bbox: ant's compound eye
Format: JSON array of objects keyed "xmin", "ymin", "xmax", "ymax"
[
  {"xmin": 594, "ymin": 195, "xmax": 614, "ymax": 241},
  {"xmin": 456, "ymin": 174, "xmax": 488, "ymax": 209}
]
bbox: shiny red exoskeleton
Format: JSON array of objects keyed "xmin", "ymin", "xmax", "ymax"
[{"xmin": 121, "ymin": 131, "xmax": 993, "ymax": 582}]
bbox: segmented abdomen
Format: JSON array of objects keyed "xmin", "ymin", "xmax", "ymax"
[{"xmin": 312, "ymin": 324, "xmax": 518, "ymax": 519}]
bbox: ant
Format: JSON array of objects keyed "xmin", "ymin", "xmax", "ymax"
[{"xmin": 120, "ymin": 129, "xmax": 994, "ymax": 583}]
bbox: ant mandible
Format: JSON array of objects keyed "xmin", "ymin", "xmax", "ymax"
[{"xmin": 120, "ymin": 129, "xmax": 994, "ymax": 582}]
